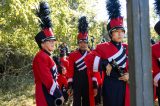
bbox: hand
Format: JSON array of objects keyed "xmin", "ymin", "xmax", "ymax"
[
  {"xmin": 93, "ymin": 89, "xmax": 98, "ymax": 97},
  {"xmin": 67, "ymin": 82, "xmax": 73, "ymax": 96},
  {"xmin": 106, "ymin": 64, "xmax": 112, "ymax": 76},
  {"xmin": 119, "ymin": 73, "xmax": 129, "ymax": 82},
  {"xmin": 67, "ymin": 88, "xmax": 73, "ymax": 96}
]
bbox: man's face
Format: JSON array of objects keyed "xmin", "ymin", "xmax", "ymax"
[
  {"xmin": 41, "ymin": 40, "xmax": 55, "ymax": 52},
  {"xmin": 111, "ymin": 29, "xmax": 125, "ymax": 42},
  {"xmin": 62, "ymin": 66, "xmax": 67, "ymax": 75},
  {"xmin": 78, "ymin": 40, "xmax": 88, "ymax": 51}
]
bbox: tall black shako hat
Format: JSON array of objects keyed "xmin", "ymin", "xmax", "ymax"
[
  {"xmin": 154, "ymin": 0, "xmax": 160, "ymax": 35},
  {"xmin": 106, "ymin": 0, "xmax": 125, "ymax": 37},
  {"xmin": 77, "ymin": 16, "xmax": 89, "ymax": 43},
  {"xmin": 35, "ymin": 1, "xmax": 56, "ymax": 48}
]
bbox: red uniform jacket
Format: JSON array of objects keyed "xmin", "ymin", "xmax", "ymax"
[
  {"xmin": 152, "ymin": 42, "xmax": 160, "ymax": 86},
  {"xmin": 85, "ymin": 42, "xmax": 130, "ymax": 106},
  {"xmin": 32, "ymin": 49, "xmax": 62, "ymax": 106},
  {"xmin": 67, "ymin": 49, "xmax": 99, "ymax": 106},
  {"xmin": 60, "ymin": 57, "xmax": 69, "ymax": 72},
  {"xmin": 57, "ymin": 74, "xmax": 68, "ymax": 89},
  {"xmin": 152, "ymin": 42, "xmax": 160, "ymax": 99},
  {"xmin": 59, "ymin": 57, "xmax": 69, "ymax": 89}
]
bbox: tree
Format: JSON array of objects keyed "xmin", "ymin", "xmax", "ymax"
[{"xmin": 0, "ymin": 0, "xmax": 102, "ymax": 76}]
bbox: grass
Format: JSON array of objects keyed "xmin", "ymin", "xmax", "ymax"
[
  {"xmin": 0, "ymin": 72, "xmax": 159, "ymax": 106},
  {"xmin": 0, "ymin": 72, "xmax": 36, "ymax": 106}
]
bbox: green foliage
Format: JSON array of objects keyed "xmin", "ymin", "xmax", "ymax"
[
  {"xmin": 150, "ymin": 27, "xmax": 160, "ymax": 42},
  {"xmin": 150, "ymin": 5, "xmax": 160, "ymax": 42},
  {"xmin": 0, "ymin": 0, "xmax": 102, "ymax": 71}
]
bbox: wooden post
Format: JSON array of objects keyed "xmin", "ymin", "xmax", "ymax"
[{"xmin": 127, "ymin": 0, "xmax": 154, "ymax": 106}]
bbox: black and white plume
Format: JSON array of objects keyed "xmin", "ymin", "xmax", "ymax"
[
  {"xmin": 78, "ymin": 16, "xmax": 88, "ymax": 34},
  {"xmin": 36, "ymin": 1, "xmax": 52, "ymax": 28}
]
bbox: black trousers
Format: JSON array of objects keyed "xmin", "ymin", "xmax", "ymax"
[
  {"xmin": 102, "ymin": 75, "xmax": 126, "ymax": 106},
  {"xmin": 95, "ymin": 86, "xmax": 102, "ymax": 105},
  {"xmin": 73, "ymin": 70, "xmax": 90, "ymax": 106}
]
